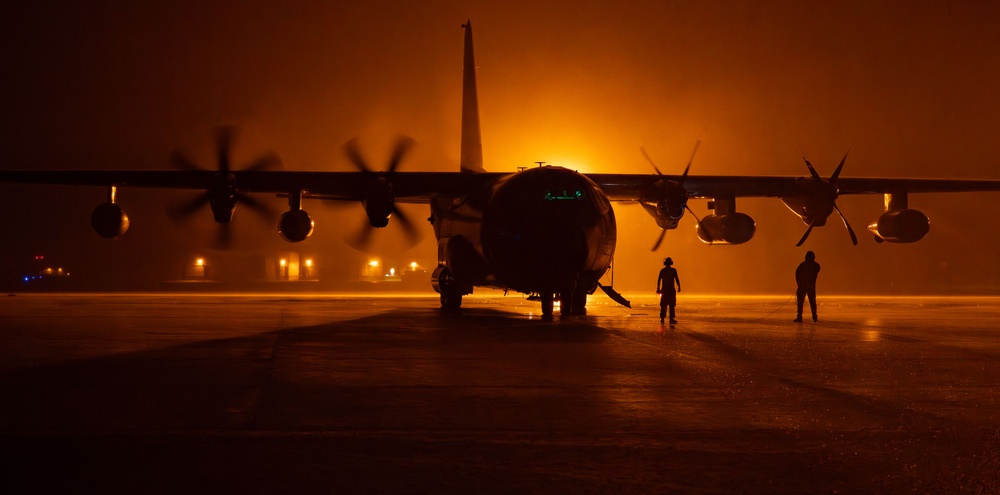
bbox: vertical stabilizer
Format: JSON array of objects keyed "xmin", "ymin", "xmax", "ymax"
[{"xmin": 460, "ymin": 21, "xmax": 486, "ymax": 173}]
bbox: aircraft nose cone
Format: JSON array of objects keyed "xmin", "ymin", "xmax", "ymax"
[{"xmin": 481, "ymin": 167, "xmax": 615, "ymax": 293}]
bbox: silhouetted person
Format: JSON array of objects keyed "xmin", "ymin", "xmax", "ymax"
[
  {"xmin": 794, "ymin": 250, "xmax": 820, "ymax": 322},
  {"xmin": 657, "ymin": 257, "xmax": 681, "ymax": 324}
]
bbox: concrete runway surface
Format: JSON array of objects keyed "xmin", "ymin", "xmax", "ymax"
[{"xmin": 0, "ymin": 292, "xmax": 998, "ymax": 494}]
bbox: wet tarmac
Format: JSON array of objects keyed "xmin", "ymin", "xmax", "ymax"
[{"xmin": 1, "ymin": 292, "xmax": 998, "ymax": 494}]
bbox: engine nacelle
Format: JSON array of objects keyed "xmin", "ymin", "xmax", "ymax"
[
  {"xmin": 696, "ymin": 213, "xmax": 756, "ymax": 245},
  {"xmin": 278, "ymin": 209, "xmax": 314, "ymax": 243},
  {"xmin": 91, "ymin": 203, "xmax": 130, "ymax": 239},
  {"xmin": 363, "ymin": 179, "xmax": 394, "ymax": 228},
  {"xmin": 867, "ymin": 209, "xmax": 929, "ymax": 243}
]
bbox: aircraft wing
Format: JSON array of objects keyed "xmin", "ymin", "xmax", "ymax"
[
  {"xmin": 5, "ymin": 170, "xmax": 1000, "ymax": 201},
  {"xmin": 0, "ymin": 170, "xmax": 506, "ymax": 203},
  {"xmin": 588, "ymin": 173, "xmax": 1000, "ymax": 200}
]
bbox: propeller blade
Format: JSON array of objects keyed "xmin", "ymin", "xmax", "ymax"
[
  {"xmin": 390, "ymin": 204, "xmax": 422, "ymax": 247},
  {"xmin": 386, "ymin": 136, "xmax": 415, "ymax": 174},
  {"xmin": 796, "ymin": 219, "xmax": 817, "ymax": 247},
  {"xmin": 795, "ymin": 143, "xmax": 823, "ymax": 182},
  {"xmin": 651, "ymin": 227, "xmax": 667, "ymax": 251},
  {"xmin": 346, "ymin": 217, "xmax": 374, "ymax": 251},
  {"xmin": 215, "ymin": 126, "xmax": 236, "ymax": 173},
  {"xmin": 680, "ymin": 140, "xmax": 701, "ymax": 184},
  {"xmin": 344, "ymin": 138, "xmax": 372, "ymax": 173},
  {"xmin": 170, "ymin": 149, "xmax": 203, "ymax": 172},
  {"xmin": 234, "ymin": 192, "xmax": 274, "ymax": 220},
  {"xmin": 244, "ymin": 151, "xmax": 282, "ymax": 172},
  {"xmin": 830, "ymin": 148, "xmax": 850, "ymax": 183},
  {"xmin": 833, "ymin": 203, "xmax": 859, "ymax": 246},
  {"xmin": 685, "ymin": 204, "xmax": 713, "ymax": 244},
  {"xmin": 640, "ymin": 147, "xmax": 664, "ymax": 176},
  {"xmin": 640, "ymin": 201, "xmax": 659, "ymax": 218},
  {"xmin": 167, "ymin": 192, "xmax": 212, "ymax": 221}
]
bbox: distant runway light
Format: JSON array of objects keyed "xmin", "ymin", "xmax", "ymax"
[
  {"xmin": 305, "ymin": 259, "xmax": 313, "ymax": 267},
  {"xmin": 369, "ymin": 260, "xmax": 379, "ymax": 267},
  {"xmin": 196, "ymin": 258, "xmax": 205, "ymax": 267},
  {"xmin": 280, "ymin": 259, "xmax": 287, "ymax": 267}
]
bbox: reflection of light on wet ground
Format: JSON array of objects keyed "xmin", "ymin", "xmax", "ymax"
[
  {"xmin": 863, "ymin": 319, "xmax": 882, "ymax": 341},
  {"xmin": 3, "ymin": 294, "xmax": 1000, "ymax": 493}
]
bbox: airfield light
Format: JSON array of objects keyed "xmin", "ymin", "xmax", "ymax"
[
  {"xmin": 44, "ymin": 268, "xmax": 53, "ymax": 274},
  {"xmin": 280, "ymin": 258, "xmax": 287, "ymax": 267},
  {"xmin": 410, "ymin": 261, "xmax": 418, "ymax": 270},
  {"xmin": 305, "ymin": 259, "xmax": 313, "ymax": 267},
  {"xmin": 389, "ymin": 268, "xmax": 396, "ymax": 276},
  {"xmin": 196, "ymin": 258, "xmax": 205, "ymax": 267},
  {"xmin": 369, "ymin": 259, "xmax": 379, "ymax": 267}
]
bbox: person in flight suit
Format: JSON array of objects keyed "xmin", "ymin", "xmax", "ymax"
[
  {"xmin": 657, "ymin": 257, "xmax": 681, "ymax": 324},
  {"xmin": 794, "ymin": 250, "xmax": 821, "ymax": 322}
]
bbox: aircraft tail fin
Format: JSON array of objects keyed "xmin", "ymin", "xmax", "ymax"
[{"xmin": 460, "ymin": 20, "xmax": 486, "ymax": 173}]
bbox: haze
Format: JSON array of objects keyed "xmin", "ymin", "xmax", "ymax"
[{"xmin": 3, "ymin": 1, "xmax": 1000, "ymax": 295}]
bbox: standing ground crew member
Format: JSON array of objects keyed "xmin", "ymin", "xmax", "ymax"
[
  {"xmin": 657, "ymin": 257, "xmax": 681, "ymax": 324},
  {"xmin": 794, "ymin": 250, "xmax": 821, "ymax": 323}
]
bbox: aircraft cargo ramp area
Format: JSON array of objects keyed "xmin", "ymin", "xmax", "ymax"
[{"xmin": 0, "ymin": 293, "xmax": 998, "ymax": 493}]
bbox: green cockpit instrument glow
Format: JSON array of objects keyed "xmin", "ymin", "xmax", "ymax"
[{"xmin": 544, "ymin": 189, "xmax": 584, "ymax": 201}]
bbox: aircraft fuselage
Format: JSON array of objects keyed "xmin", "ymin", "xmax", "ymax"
[{"xmin": 431, "ymin": 166, "xmax": 616, "ymax": 314}]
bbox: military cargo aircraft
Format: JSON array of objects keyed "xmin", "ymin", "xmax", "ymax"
[{"xmin": 4, "ymin": 21, "xmax": 1000, "ymax": 319}]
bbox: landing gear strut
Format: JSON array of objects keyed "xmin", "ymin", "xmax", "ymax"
[
  {"xmin": 433, "ymin": 266, "xmax": 462, "ymax": 311},
  {"xmin": 560, "ymin": 289, "xmax": 587, "ymax": 317},
  {"xmin": 540, "ymin": 292, "xmax": 554, "ymax": 320}
]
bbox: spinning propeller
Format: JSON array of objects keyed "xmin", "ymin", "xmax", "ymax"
[
  {"xmin": 794, "ymin": 145, "xmax": 858, "ymax": 247},
  {"xmin": 342, "ymin": 136, "xmax": 422, "ymax": 250},
  {"xmin": 167, "ymin": 126, "xmax": 280, "ymax": 248},
  {"xmin": 640, "ymin": 140, "xmax": 712, "ymax": 250}
]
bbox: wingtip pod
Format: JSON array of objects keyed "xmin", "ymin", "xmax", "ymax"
[{"xmin": 460, "ymin": 19, "xmax": 485, "ymax": 173}]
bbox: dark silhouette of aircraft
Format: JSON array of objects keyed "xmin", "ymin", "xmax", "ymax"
[{"xmin": 4, "ymin": 21, "xmax": 1000, "ymax": 319}]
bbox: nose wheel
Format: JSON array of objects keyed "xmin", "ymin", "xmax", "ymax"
[
  {"xmin": 560, "ymin": 289, "xmax": 587, "ymax": 317},
  {"xmin": 540, "ymin": 293, "xmax": 554, "ymax": 320}
]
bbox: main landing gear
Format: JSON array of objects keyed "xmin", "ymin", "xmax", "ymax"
[
  {"xmin": 536, "ymin": 289, "xmax": 588, "ymax": 320},
  {"xmin": 433, "ymin": 266, "xmax": 463, "ymax": 311}
]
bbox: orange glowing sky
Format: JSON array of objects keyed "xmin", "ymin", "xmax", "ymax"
[{"xmin": 3, "ymin": 1, "xmax": 1000, "ymax": 294}]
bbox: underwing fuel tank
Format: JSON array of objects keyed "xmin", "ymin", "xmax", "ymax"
[
  {"xmin": 868, "ymin": 209, "xmax": 929, "ymax": 243},
  {"xmin": 696, "ymin": 213, "xmax": 756, "ymax": 244}
]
